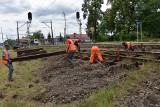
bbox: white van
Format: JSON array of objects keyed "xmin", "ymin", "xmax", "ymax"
[{"xmin": 34, "ymin": 39, "xmax": 39, "ymax": 45}]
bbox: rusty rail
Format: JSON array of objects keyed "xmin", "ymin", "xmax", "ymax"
[
  {"xmin": 81, "ymin": 49, "xmax": 160, "ymax": 55},
  {"xmin": 17, "ymin": 48, "xmax": 47, "ymax": 57},
  {"xmin": 105, "ymin": 50, "xmax": 160, "ymax": 55},
  {"xmin": 80, "ymin": 52, "xmax": 160, "ymax": 62},
  {"xmin": 12, "ymin": 51, "xmax": 66, "ymax": 62},
  {"xmin": 80, "ymin": 43, "xmax": 160, "ymax": 49}
]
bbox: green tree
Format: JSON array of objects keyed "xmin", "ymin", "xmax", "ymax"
[
  {"xmin": 82, "ymin": 0, "xmax": 104, "ymax": 41},
  {"xmin": 100, "ymin": 0, "xmax": 160, "ymax": 40},
  {"xmin": 47, "ymin": 32, "xmax": 51, "ymax": 43},
  {"xmin": 30, "ymin": 30, "xmax": 44, "ymax": 39},
  {"xmin": 59, "ymin": 32, "xmax": 63, "ymax": 42},
  {"xmin": 98, "ymin": 8, "xmax": 115, "ymax": 36},
  {"xmin": 4, "ymin": 39, "xmax": 16, "ymax": 47},
  {"xmin": 47, "ymin": 32, "xmax": 51, "ymax": 40}
]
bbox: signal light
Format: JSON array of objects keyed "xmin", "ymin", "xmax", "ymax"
[
  {"xmin": 76, "ymin": 12, "xmax": 80, "ymax": 19},
  {"xmin": 28, "ymin": 12, "xmax": 32, "ymax": 21}
]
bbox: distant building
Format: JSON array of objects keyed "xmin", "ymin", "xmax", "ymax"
[
  {"xmin": 68, "ymin": 33, "xmax": 91, "ymax": 42},
  {"xmin": 44, "ymin": 36, "xmax": 64, "ymax": 45}
]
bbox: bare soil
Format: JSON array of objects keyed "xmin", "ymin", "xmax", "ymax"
[{"xmin": 33, "ymin": 55, "xmax": 138, "ymax": 104}]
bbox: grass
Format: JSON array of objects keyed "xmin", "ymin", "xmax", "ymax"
[
  {"xmin": 0, "ymin": 46, "xmax": 159, "ymax": 107},
  {"xmin": 0, "ymin": 48, "xmax": 45, "ymax": 107},
  {"xmin": 36, "ymin": 45, "xmax": 66, "ymax": 52}
]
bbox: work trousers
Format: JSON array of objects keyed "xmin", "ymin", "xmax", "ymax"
[
  {"xmin": 5, "ymin": 63, "xmax": 13, "ymax": 79},
  {"xmin": 90, "ymin": 49, "xmax": 103, "ymax": 63},
  {"xmin": 67, "ymin": 51, "xmax": 76, "ymax": 64}
]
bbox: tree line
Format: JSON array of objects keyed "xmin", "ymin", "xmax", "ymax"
[
  {"xmin": 82, "ymin": 0, "xmax": 160, "ymax": 42},
  {"xmin": 3, "ymin": 30, "xmax": 64, "ymax": 46}
]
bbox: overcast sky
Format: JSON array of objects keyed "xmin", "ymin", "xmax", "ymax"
[{"xmin": 0, "ymin": 0, "xmax": 110, "ymax": 42}]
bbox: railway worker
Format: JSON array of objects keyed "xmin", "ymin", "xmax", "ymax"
[
  {"xmin": 89, "ymin": 46, "xmax": 103, "ymax": 64},
  {"xmin": 66, "ymin": 36, "xmax": 77, "ymax": 68},
  {"xmin": 74, "ymin": 39, "xmax": 81, "ymax": 53},
  {"xmin": 122, "ymin": 42, "xmax": 135, "ymax": 51},
  {"xmin": 1, "ymin": 44, "xmax": 14, "ymax": 81}
]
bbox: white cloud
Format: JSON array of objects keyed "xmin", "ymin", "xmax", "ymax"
[{"xmin": 0, "ymin": 0, "xmax": 109, "ymax": 43}]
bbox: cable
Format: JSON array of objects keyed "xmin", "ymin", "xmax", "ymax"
[
  {"xmin": 49, "ymin": 0, "xmax": 78, "ymax": 21},
  {"xmin": 35, "ymin": 0, "xmax": 48, "ymax": 15},
  {"xmin": 38, "ymin": 0, "xmax": 57, "ymax": 17},
  {"xmin": 31, "ymin": 0, "xmax": 57, "ymax": 30}
]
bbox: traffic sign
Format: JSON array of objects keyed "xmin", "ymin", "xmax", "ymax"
[{"xmin": 136, "ymin": 21, "xmax": 141, "ymax": 25}]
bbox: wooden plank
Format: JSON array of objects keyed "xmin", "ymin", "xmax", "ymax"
[
  {"xmin": 17, "ymin": 48, "xmax": 45, "ymax": 57},
  {"xmin": 17, "ymin": 48, "xmax": 43, "ymax": 53},
  {"xmin": 17, "ymin": 50, "xmax": 47, "ymax": 57},
  {"xmin": 12, "ymin": 51, "xmax": 66, "ymax": 62}
]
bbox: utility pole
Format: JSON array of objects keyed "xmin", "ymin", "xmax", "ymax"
[
  {"xmin": 26, "ymin": 21, "xmax": 31, "ymax": 47},
  {"xmin": 16, "ymin": 12, "xmax": 32, "ymax": 47},
  {"xmin": 137, "ymin": 22, "xmax": 139, "ymax": 42},
  {"xmin": 27, "ymin": 21, "xmax": 30, "ymax": 38},
  {"xmin": 63, "ymin": 12, "xmax": 66, "ymax": 40},
  {"xmin": 17, "ymin": 21, "xmax": 20, "ymax": 44},
  {"xmin": 6, "ymin": 35, "xmax": 8, "ymax": 40},
  {"xmin": 140, "ymin": 22, "xmax": 142, "ymax": 42},
  {"xmin": 41, "ymin": 20, "xmax": 54, "ymax": 45},
  {"xmin": 79, "ymin": 20, "xmax": 82, "ymax": 35},
  {"xmin": 76, "ymin": 12, "xmax": 82, "ymax": 38},
  {"xmin": 1, "ymin": 27, "xmax": 4, "ymax": 47},
  {"xmin": 17, "ymin": 21, "xmax": 28, "ymax": 46},
  {"xmin": 50, "ymin": 20, "xmax": 54, "ymax": 45}
]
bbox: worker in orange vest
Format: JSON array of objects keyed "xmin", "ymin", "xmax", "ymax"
[
  {"xmin": 122, "ymin": 42, "xmax": 135, "ymax": 51},
  {"xmin": 1, "ymin": 44, "xmax": 13, "ymax": 81},
  {"xmin": 74, "ymin": 39, "xmax": 80, "ymax": 53},
  {"xmin": 66, "ymin": 36, "xmax": 77, "ymax": 68},
  {"xmin": 89, "ymin": 46, "xmax": 103, "ymax": 64}
]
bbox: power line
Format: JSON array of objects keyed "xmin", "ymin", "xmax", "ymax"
[
  {"xmin": 50, "ymin": 0, "xmax": 78, "ymax": 21},
  {"xmin": 31, "ymin": 0, "xmax": 57, "ymax": 30},
  {"xmin": 35, "ymin": 0, "xmax": 48, "ymax": 16},
  {"xmin": 38, "ymin": 0, "xmax": 57, "ymax": 17}
]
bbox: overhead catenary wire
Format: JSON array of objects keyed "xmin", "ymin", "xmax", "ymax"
[
  {"xmin": 33, "ymin": 0, "xmax": 84, "ymax": 37},
  {"xmin": 30, "ymin": 0, "xmax": 57, "ymax": 31},
  {"xmin": 38, "ymin": 0, "xmax": 57, "ymax": 17}
]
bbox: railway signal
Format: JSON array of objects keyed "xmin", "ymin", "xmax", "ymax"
[
  {"xmin": 28, "ymin": 12, "xmax": 32, "ymax": 21},
  {"xmin": 76, "ymin": 12, "xmax": 80, "ymax": 19},
  {"xmin": 76, "ymin": 12, "xmax": 82, "ymax": 35}
]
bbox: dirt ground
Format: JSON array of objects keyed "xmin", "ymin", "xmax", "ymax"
[
  {"xmin": 33, "ymin": 55, "xmax": 138, "ymax": 104},
  {"xmin": 123, "ymin": 71, "xmax": 160, "ymax": 107}
]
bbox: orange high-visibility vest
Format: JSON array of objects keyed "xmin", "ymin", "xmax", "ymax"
[
  {"xmin": 1, "ymin": 50, "xmax": 8, "ymax": 65},
  {"xmin": 66, "ymin": 39, "xmax": 76, "ymax": 52},
  {"xmin": 89, "ymin": 46, "xmax": 103, "ymax": 63}
]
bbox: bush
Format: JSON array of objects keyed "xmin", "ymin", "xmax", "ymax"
[
  {"xmin": 4, "ymin": 39, "xmax": 16, "ymax": 47},
  {"xmin": 96, "ymin": 35, "xmax": 107, "ymax": 42},
  {"xmin": 107, "ymin": 33, "xmax": 137, "ymax": 41}
]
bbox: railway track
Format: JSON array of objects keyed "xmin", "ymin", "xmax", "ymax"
[
  {"xmin": 80, "ymin": 43, "xmax": 160, "ymax": 49},
  {"xmin": 11, "ymin": 43, "xmax": 160, "ymax": 62}
]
